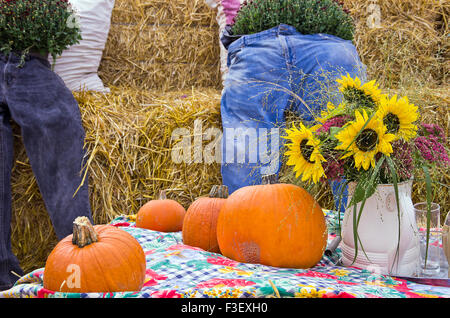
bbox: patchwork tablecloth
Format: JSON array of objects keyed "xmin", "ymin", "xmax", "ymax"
[{"xmin": 1, "ymin": 210, "xmax": 449, "ymax": 298}]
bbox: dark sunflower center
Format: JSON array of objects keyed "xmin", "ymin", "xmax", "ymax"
[
  {"xmin": 355, "ymin": 128, "xmax": 378, "ymax": 152},
  {"xmin": 343, "ymin": 87, "xmax": 377, "ymax": 109},
  {"xmin": 300, "ymin": 139, "xmax": 315, "ymax": 163},
  {"xmin": 383, "ymin": 113, "xmax": 400, "ymax": 134}
]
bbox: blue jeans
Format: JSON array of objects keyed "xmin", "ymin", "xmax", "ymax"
[
  {"xmin": 0, "ymin": 53, "xmax": 93, "ymax": 290},
  {"xmin": 220, "ymin": 24, "xmax": 365, "ymax": 204}
]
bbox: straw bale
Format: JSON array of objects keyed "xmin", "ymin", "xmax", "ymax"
[
  {"xmin": 99, "ymin": 57, "xmax": 221, "ymax": 91},
  {"xmin": 98, "ymin": 0, "xmax": 221, "ymax": 90},
  {"xmin": 342, "ymin": 0, "xmax": 448, "ymax": 87},
  {"xmin": 11, "ymin": 87, "xmax": 222, "ymax": 273},
  {"xmin": 111, "ymin": 0, "xmax": 217, "ymax": 27},
  {"xmin": 99, "ymin": 22, "xmax": 221, "ymax": 90},
  {"xmin": 105, "ymin": 24, "xmax": 218, "ymax": 64}
]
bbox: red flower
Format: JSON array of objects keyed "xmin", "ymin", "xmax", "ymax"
[
  {"xmin": 143, "ymin": 269, "xmax": 167, "ymax": 287},
  {"xmin": 207, "ymin": 256, "xmax": 239, "ymax": 267},
  {"xmin": 151, "ymin": 290, "xmax": 182, "ymax": 298},
  {"xmin": 196, "ymin": 278, "xmax": 256, "ymax": 289},
  {"xmin": 111, "ymin": 222, "xmax": 131, "ymax": 227},
  {"xmin": 295, "ymin": 270, "xmax": 339, "ymax": 280},
  {"xmin": 167, "ymin": 244, "xmax": 204, "ymax": 251},
  {"xmin": 37, "ymin": 288, "xmax": 55, "ymax": 298},
  {"xmin": 322, "ymin": 291, "xmax": 356, "ymax": 298}
]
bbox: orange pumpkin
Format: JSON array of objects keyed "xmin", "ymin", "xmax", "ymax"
[
  {"xmin": 182, "ymin": 185, "xmax": 228, "ymax": 253},
  {"xmin": 43, "ymin": 217, "xmax": 146, "ymax": 293},
  {"xmin": 136, "ymin": 190, "xmax": 186, "ymax": 232},
  {"xmin": 217, "ymin": 175, "xmax": 327, "ymax": 268}
]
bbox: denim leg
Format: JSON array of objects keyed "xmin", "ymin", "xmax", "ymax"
[
  {"xmin": 221, "ymin": 30, "xmax": 293, "ymax": 194},
  {"xmin": 0, "ymin": 107, "xmax": 24, "ymax": 290},
  {"xmin": 287, "ymin": 33, "xmax": 366, "ymax": 212},
  {"xmin": 287, "ymin": 32, "xmax": 367, "ymax": 120},
  {"xmin": 4, "ymin": 56, "xmax": 92, "ymax": 240}
]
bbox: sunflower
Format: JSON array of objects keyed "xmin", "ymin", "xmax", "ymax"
[
  {"xmin": 335, "ymin": 110, "xmax": 396, "ymax": 170},
  {"xmin": 376, "ymin": 95, "xmax": 419, "ymax": 141},
  {"xmin": 284, "ymin": 123, "xmax": 326, "ymax": 183},
  {"xmin": 336, "ymin": 73, "xmax": 384, "ymax": 108}
]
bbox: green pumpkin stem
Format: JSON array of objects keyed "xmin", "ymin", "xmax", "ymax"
[
  {"xmin": 72, "ymin": 217, "xmax": 98, "ymax": 248},
  {"xmin": 261, "ymin": 174, "xmax": 278, "ymax": 185},
  {"xmin": 209, "ymin": 185, "xmax": 229, "ymax": 199}
]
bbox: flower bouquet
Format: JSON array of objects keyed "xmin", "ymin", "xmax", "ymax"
[{"xmin": 283, "ymin": 74, "xmax": 449, "ymax": 275}]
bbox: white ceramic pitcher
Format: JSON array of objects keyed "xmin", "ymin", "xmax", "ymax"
[{"xmin": 340, "ymin": 179, "xmax": 420, "ymax": 276}]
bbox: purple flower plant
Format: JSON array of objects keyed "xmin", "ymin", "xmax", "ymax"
[
  {"xmin": 415, "ymin": 135, "xmax": 450, "ymax": 166},
  {"xmin": 316, "ymin": 116, "xmax": 348, "ymax": 134},
  {"xmin": 322, "ymin": 158, "xmax": 345, "ymax": 181}
]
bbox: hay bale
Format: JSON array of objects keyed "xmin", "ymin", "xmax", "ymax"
[
  {"xmin": 111, "ymin": 0, "xmax": 217, "ymax": 26},
  {"xmin": 11, "ymin": 87, "xmax": 222, "ymax": 273},
  {"xmin": 343, "ymin": 0, "xmax": 448, "ymax": 87},
  {"xmin": 99, "ymin": 0, "xmax": 221, "ymax": 91},
  {"xmin": 100, "ymin": 23, "xmax": 220, "ymax": 90}
]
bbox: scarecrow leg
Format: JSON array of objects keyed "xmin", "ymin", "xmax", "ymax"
[
  {"xmin": 0, "ymin": 103, "xmax": 24, "ymax": 290},
  {"xmin": 4, "ymin": 55, "xmax": 93, "ymax": 240}
]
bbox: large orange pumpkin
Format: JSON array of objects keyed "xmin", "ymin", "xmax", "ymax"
[
  {"xmin": 43, "ymin": 217, "xmax": 146, "ymax": 293},
  {"xmin": 136, "ymin": 190, "xmax": 186, "ymax": 232},
  {"xmin": 182, "ymin": 185, "xmax": 228, "ymax": 253},
  {"xmin": 217, "ymin": 175, "xmax": 327, "ymax": 268}
]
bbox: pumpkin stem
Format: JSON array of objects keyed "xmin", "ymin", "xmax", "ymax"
[
  {"xmin": 261, "ymin": 174, "xmax": 278, "ymax": 185},
  {"xmin": 72, "ymin": 217, "xmax": 98, "ymax": 248},
  {"xmin": 159, "ymin": 190, "xmax": 167, "ymax": 200},
  {"xmin": 209, "ymin": 185, "xmax": 229, "ymax": 198}
]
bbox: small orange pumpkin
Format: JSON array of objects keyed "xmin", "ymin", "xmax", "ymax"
[
  {"xmin": 43, "ymin": 217, "xmax": 146, "ymax": 293},
  {"xmin": 182, "ymin": 185, "xmax": 228, "ymax": 253},
  {"xmin": 217, "ymin": 175, "xmax": 327, "ymax": 269},
  {"xmin": 136, "ymin": 190, "xmax": 186, "ymax": 232}
]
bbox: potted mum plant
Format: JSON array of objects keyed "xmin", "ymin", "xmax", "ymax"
[
  {"xmin": 0, "ymin": 0, "xmax": 82, "ymax": 65},
  {"xmin": 229, "ymin": 0, "xmax": 354, "ymax": 40},
  {"xmin": 283, "ymin": 74, "xmax": 449, "ymax": 276}
]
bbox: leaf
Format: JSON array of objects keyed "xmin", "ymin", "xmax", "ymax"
[
  {"xmin": 336, "ymin": 179, "xmax": 351, "ymax": 236},
  {"xmin": 349, "ymin": 156, "xmax": 384, "ymax": 207},
  {"xmin": 328, "ymin": 126, "xmax": 342, "ymax": 140},
  {"xmin": 422, "ymin": 165, "xmax": 433, "ymax": 268},
  {"xmin": 386, "ymin": 156, "xmax": 401, "ymax": 273},
  {"xmin": 349, "ymin": 156, "xmax": 385, "ymax": 265}
]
